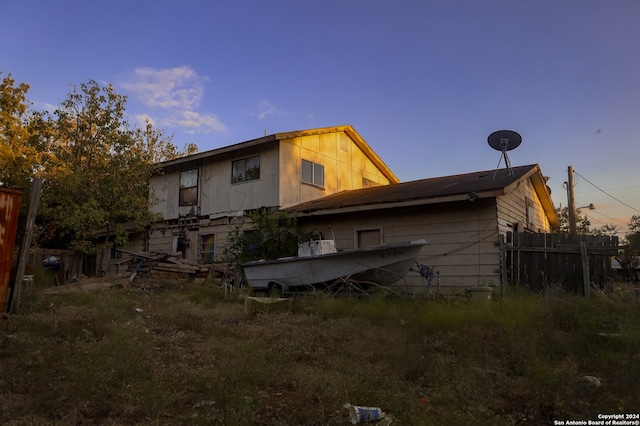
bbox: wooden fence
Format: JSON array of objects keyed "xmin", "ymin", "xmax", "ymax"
[{"xmin": 501, "ymin": 232, "xmax": 619, "ymax": 294}]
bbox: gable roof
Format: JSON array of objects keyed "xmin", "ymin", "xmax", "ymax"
[
  {"xmin": 155, "ymin": 125, "xmax": 399, "ymax": 184},
  {"xmin": 286, "ymin": 164, "xmax": 560, "ymax": 228}
]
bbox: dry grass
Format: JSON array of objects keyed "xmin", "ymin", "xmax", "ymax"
[{"xmin": 1, "ymin": 278, "xmax": 639, "ymax": 425}]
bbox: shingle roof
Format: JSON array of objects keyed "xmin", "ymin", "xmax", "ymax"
[{"xmin": 286, "ymin": 164, "xmax": 543, "ymax": 213}]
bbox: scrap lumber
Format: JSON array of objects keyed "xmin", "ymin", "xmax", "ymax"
[{"xmin": 116, "ymin": 250, "xmax": 214, "ymax": 281}]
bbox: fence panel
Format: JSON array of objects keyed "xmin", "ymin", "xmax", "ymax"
[{"xmin": 505, "ymin": 232, "xmax": 618, "ymax": 293}]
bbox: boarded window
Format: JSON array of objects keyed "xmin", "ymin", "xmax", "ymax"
[
  {"xmin": 179, "ymin": 169, "xmax": 198, "ymax": 206},
  {"xmin": 357, "ymin": 229, "xmax": 381, "ymax": 248},
  {"xmin": 525, "ymin": 197, "xmax": 535, "ymax": 229},
  {"xmin": 302, "ymin": 159, "xmax": 324, "ymax": 187},
  {"xmin": 232, "ymin": 155, "xmax": 260, "ymax": 183}
]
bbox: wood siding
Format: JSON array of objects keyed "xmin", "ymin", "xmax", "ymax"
[
  {"xmin": 296, "ymin": 199, "xmax": 502, "ymax": 293},
  {"xmin": 150, "ymin": 142, "xmax": 281, "ymax": 220},
  {"xmin": 496, "ymin": 177, "xmax": 553, "ymax": 234},
  {"xmin": 278, "ymin": 132, "xmax": 391, "ymax": 208}
]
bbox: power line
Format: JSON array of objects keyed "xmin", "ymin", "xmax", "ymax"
[{"xmin": 574, "ymin": 171, "xmax": 640, "ymax": 215}]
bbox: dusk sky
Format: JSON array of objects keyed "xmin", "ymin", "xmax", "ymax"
[{"xmin": 2, "ymin": 1, "xmax": 639, "ymax": 234}]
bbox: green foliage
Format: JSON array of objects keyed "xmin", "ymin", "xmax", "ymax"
[
  {"xmin": 35, "ymin": 80, "xmax": 195, "ymax": 253},
  {"xmin": 222, "ymin": 207, "xmax": 299, "ymax": 264},
  {"xmin": 1, "ymin": 73, "xmax": 198, "ymax": 253},
  {"xmin": 555, "ymin": 206, "xmax": 591, "ymax": 234},
  {"xmin": 0, "ymin": 72, "xmax": 45, "ymax": 189},
  {"xmin": 626, "ymin": 215, "xmax": 640, "ymax": 252}
]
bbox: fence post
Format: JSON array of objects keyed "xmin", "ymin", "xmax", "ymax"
[
  {"xmin": 9, "ymin": 179, "xmax": 43, "ymax": 314},
  {"xmin": 580, "ymin": 241, "xmax": 590, "ymax": 297}
]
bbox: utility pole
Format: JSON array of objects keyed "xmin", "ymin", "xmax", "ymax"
[{"xmin": 567, "ymin": 166, "xmax": 577, "ymax": 235}]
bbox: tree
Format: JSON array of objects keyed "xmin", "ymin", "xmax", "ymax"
[
  {"xmin": 39, "ymin": 80, "xmax": 195, "ymax": 253},
  {"xmin": 0, "ymin": 72, "xmax": 44, "ymax": 189},
  {"xmin": 592, "ymin": 223, "xmax": 619, "ymax": 237},
  {"xmin": 555, "ymin": 206, "xmax": 591, "ymax": 234},
  {"xmin": 222, "ymin": 207, "xmax": 300, "ymax": 265}
]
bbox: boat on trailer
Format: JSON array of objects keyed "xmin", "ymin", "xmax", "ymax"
[{"xmin": 242, "ymin": 239, "xmax": 427, "ymax": 294}]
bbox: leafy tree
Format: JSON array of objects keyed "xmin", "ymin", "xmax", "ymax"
[
  {"xmin": 38, "ymin": 80, "xmax": 195, "ymax": 253},
  {"xmin": 592, "ymin": 223, "xmax": 619, "ymax": 237},
  {"xmin": 0, "ymin": 72, "xmax": 45, "ymax": 189},
  {"xmin": 613, "ymin": 215, "xmax": 640, "ymax": 280},
  {"xmin": 554, "ymin": 206, "xmax": 591, "ymax": 234},
  {"xmin": 222, "ymin": 207, "xmax": 299, "ymax": 265}
]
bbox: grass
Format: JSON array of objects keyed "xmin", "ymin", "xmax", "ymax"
[{"xmin": 1, "ymin": 278, "xmax": 639, "ymax": 425}]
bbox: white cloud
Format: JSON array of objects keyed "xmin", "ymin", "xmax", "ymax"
[
  {"xmin": 256, "ymin": 99, "xmax": 277, "ymax": 120},
  {"xmin": 119, "ymin": 66, "xmax": 226, "ymax": 134},
  {"xmin": 163, "ymin": 111, "xmax": 227, "ymax": 134}
]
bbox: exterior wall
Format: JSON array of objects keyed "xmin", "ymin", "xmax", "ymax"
[
  {"xmin": 278, "ymin": 131, "xmax": 391, "ymax": 208},
  {"xmin": 150, "ymin": 142, "xmax": 281, "ymax": 221},
  {"xmin": 496, "ymin": 177, "xmax": 553, "ymax": 235},
  {"xmin": 145, "ymin": 130, "xmax": 395, "ymax": 261},
  {"xmin": 295, "ymin": 199, "xmax": 501, "ymax": 294}
]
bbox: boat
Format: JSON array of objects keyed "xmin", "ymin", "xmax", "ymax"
[{"xmin": 242, "ymin": 239, "xmax": 427, "ymax": 293}]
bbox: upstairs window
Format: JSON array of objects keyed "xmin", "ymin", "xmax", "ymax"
[
  {"xmin": 302, "ymin": 159, "xmax": 324, "ymax": 187},
  {"xmin": 179, "ymin": 169, "xmax": 198, "ymax": 206},
  {"xmin": 232, "ymin": 155, "xmax": 260, "ymax": 183}
]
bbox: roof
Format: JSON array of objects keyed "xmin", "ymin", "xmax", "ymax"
[
  {"xmin": 286, "ymin": 164, "xmax": 560, "ymax": 228},
  {"xmin": 155, "ymin": 125, "xmax": 399, "ymax": 184}
]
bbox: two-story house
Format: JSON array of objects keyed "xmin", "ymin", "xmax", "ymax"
[{"xmin": 130, "ymin": 125, "xmax": 398, "ymax": 261}]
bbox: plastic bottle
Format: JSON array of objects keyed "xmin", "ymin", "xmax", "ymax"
[{"xmin": 343, "ymin": 403, "xmax": 386, "ymax": 424}]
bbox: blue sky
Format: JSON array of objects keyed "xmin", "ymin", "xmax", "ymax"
[{"xmin": 2, "ymin": 0, "xmax": 639, "ymax": 234}]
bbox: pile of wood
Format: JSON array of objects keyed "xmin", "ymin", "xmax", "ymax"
[{"xmin": 117, "ymin": 249, "xmax": 242, "ymax": 288}]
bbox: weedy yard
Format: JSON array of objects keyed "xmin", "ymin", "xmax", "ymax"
[{"xmin": 1, "ymin": 276, "xmax": 639, "ymax": 425}]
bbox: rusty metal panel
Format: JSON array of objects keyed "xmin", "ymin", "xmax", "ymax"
[{"xmin": 0, "ymin": 187, "xmax": 23, "ymax": 312}]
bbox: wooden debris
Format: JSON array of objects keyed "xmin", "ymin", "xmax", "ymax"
[{"xmin": 114, "ymin": 249, "xmax": 243, "ymax": 289}]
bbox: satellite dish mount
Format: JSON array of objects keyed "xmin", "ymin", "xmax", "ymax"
[{"xmin": 488, "ymin": 130, "xmax": 522, "ymax": 178}]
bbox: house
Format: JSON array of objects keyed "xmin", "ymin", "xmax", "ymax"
[
  {"xmin": 284, "ymin": 164, "xmax": 559, "ymax": 292},
  {"xmin": 114, "ymin": 126, "xmax": 559, "ymax": 294},
  {"xmin": 122, "ymin": 125, "xmax": 398, "ymax": 264}
]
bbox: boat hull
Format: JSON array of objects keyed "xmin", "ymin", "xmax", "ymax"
[{"xmin": 242, "ymin": 239, "xmax": 427, "ymax": 292}]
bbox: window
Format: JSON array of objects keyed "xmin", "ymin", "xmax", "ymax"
[
  {"xmin": 302, "ymin": 159, "xmax": 324, "ymax": 187},
  {"xmin": 200, "ymin": 234, "xmax": 215, "ymax": 262},
  {"xmin": 232, "ymin": 155, "xmax": 260, "ymax": 183},
  {"xmin": 525, "ymin": 197, "xmax": 535, "ymax": 229},
  {"xmin": 179, "ymin": 169, "xmax": 198, "ymax": 206}
]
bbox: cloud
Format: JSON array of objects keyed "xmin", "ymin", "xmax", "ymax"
[
  {"xmin": 164, "ymin": 111, "xmax": 227, "ymax": 134},
  {"xmin": 251, "ymin": 99, "xmax": 293, "ymax": 120},
  {"xmin": 255, "ymin": 99, "xmax": 277, "ymax": 120},
  {"xmin": 119, "ymin": 66, "xmax": 226, "ymax": 134}
]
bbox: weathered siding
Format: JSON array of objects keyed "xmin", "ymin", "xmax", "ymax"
[
  {"xmin": 150, "ymin": 143, "xmax": 281, "ymax": 221},
  {"xmin": 295, "ymin": 200, "xmax": 501, "ymax": 294},
  {"xmin": 496, "ymin": 177, "xmax": 552, "ymax": 235},
  {"xmin": 279, "ymin": 131, "xmax": 390, "ymax": 208}
]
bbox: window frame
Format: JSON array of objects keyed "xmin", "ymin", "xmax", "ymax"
[
  {"xmin": 179, "ymin": 169, "xmax": 198, "ymax": 206},
  {"xmin": 232, "ymin": 155, "xmax": 261, "ymax": 184},
  {"xmin": 301, "ymin": 159, "xmax": 324, "ymax": 187}
]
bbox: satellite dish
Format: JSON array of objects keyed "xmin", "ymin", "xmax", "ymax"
[{"xmin": 488, "ymin": 130, "xmax": 521, "ymax": 178}]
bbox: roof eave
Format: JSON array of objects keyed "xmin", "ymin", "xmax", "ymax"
[{"xmin": 290, "ymin": 190, "xmax": 503, "ymax": 216}]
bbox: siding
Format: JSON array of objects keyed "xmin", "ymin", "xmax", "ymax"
[
  {"xmin": 496, "ymin": 178, "xmax": 552, "ymax": 234},
  {"xmin": 150, "ymin": 144, "xmax": 282, "ymax": 221},
  {"xmin": 279, "ymin": 132, "xmax": 390, "ymax": 208},
  {"xmin": 296, "ymin": 200, "xmax": 501, "ymax": 294}
]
